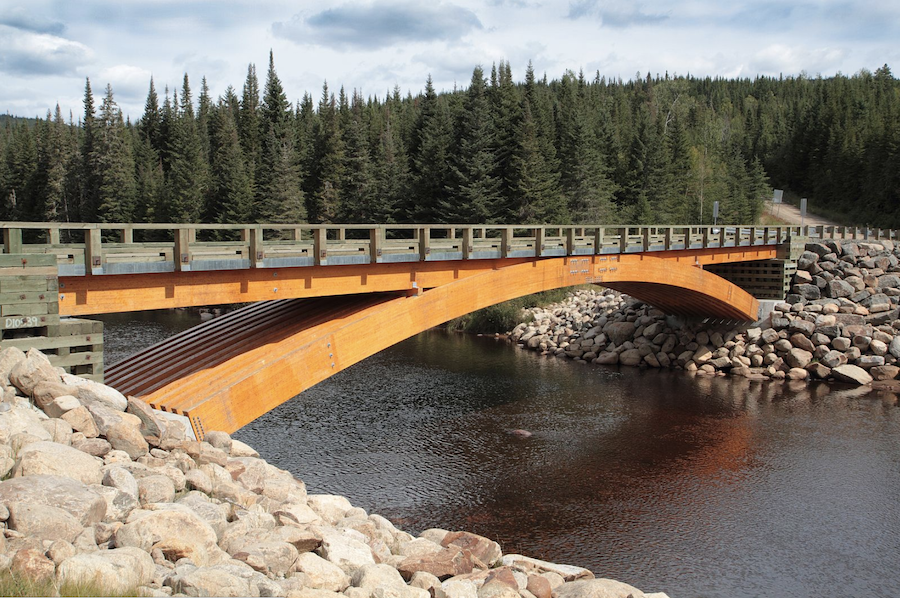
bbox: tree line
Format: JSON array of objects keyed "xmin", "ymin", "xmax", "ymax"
[{"xmin": 1, "ymin": 54, "xmax": 897, "ymax": 228}]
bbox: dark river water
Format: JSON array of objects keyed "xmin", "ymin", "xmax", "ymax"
[{"xmin": 99, "ymin": 310, "xmax": 900, "ymax": 598}]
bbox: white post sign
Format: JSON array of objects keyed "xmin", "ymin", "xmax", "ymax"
[
  {"xmin": 773, "ymin": 189, "xmax": 783, "ymax": 204},
  {"xmin": 800, "ymin": 197, "xmax": 807, "ymax": 227}
]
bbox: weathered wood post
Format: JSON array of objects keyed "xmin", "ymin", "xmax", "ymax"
[
  {"xmin": 174, "ymin": 227, "xmax": 192, "ymax": 272},
  {"xmin": 314, "ymin": 228, "xmax": 328, "ymax": 266},
  {"xmin": 369, "ymin": 227, "xmax": 383, "ymax": 264},
  {"xmin": 249, "ymin": 227, "xmax": 265, "ymax": 268}
]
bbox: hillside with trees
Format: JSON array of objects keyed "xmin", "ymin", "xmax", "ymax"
[{"xmin": 1, "ymin": 56, "xmax": 897, "ymax": 228}]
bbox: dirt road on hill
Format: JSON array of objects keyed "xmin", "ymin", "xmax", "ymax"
[{"xmin": 764, "ymin": 200, "xmax": 839, "ymax": 226}]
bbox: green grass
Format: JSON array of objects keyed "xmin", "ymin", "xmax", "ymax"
[
  {"xmin": 0, "ymin": 570, "xmax": 146, "ymax": 597},
  {"xmin": 445, "ymin": 286, "xmax": 588, "ymax": 334}
]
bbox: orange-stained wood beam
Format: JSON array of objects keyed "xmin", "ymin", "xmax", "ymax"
[
  {"xmin": 113, "ymin": 255, "xmax": 760, "ymax": 435},
  {"xmin": 58, "ymin": 246, "xmax": 778, "ymax": 316}
]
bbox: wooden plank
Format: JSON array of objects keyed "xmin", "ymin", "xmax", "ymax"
[
  {"xmin": 1, "ymin": 302, "xmax": 55, "ymax": 317},
  {"xmin": 1, "ymin": 334, "xmax": 101, "ymax": 351},
  {"xmin": 0, "ymin": 314, "xmax": 59, "ymax": 330},
  {"xmin": 0, "ymin": 290, "xmax": 55, "ymax": 303}
]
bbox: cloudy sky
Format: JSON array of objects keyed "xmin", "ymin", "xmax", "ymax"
[{"xmin": 2, "ymin": 0, "xmax": 898, "ymax": 121}]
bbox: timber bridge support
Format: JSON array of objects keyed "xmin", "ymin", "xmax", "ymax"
[{"xmin": 2, "ymin": 221, "xmax": 896, "ymax": 435}]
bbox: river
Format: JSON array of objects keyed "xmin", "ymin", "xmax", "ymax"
[{"xmin": 98, "ymin": 310, "xmax": 900, "ymax": 598}]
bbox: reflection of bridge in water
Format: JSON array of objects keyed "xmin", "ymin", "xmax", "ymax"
[{"xmin": 2, "ymin": 221, "xmax": 895, "ymax": 436}]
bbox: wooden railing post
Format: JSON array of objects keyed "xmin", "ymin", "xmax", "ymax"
[
  {"xmin": 702, "ymin": 226, "xmax": 710, "ymax": 248},
  {"xmin": 120, "ymin": 227, "xmax": 133, "ymax": 244},
  {"xmin": 566, "ymin": 227, "xmax": 576, "ymax": 255},
  {"xmin": 462, "ymin": 227, "xmax": 473, "ymax": 259},
  {"xmin": 593, "ymin": 227, "xmax": 604, "ymax": 254},
  {"xmin": 369, "ymin": 227, "xmax": 383, "ymax": 264},
  {"xmin": 664, "ymin": 227, "xmax": 673, "ymax": 250},
  {"xmin": 501, "ymin": 227, "xmax": 513, "ymax": 258},
  {"xmin": 249, "ymin": 227, "xmax": 264, "ymax": 268},
  {"xmin": 84, "ymin": 227, "xmax": 103, "ymax": 274},
  {"xmin": 174, "ymin": 227, "xmax": 192, "ymax": 271},
  {"xmin": 419, "ymin": 227, "xmax": 431, "ymax": 261},
  {"xmin": 618, "ymin": 227, "xmax": 628, "ymax": 253},
  {"xmin": 314, "ymin": 228, "xmax": 327, "ymax": 266},
  {"xmin": 641, "ymin": 227, "xmax": 650, "ymax": 251},
  {"xmin": 3, "ymin": 228, "xmax": 22, "ymax": 254},
  {"xmin": 48, "ymin": 228, "xmax": 60, "ymax": 245},
  {"xmin": 535, "ymin": 227, "xmax": 545, "ymax": 257}
]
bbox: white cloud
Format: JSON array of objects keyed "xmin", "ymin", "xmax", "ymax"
[
  {"xmin": 748, "ymin": 44, "xmax": 850, "ymax": 76},
  {"xmin": 0, "ymin": 25, "xmax": 93, "ymax": 76},
  {"xmin": 273, "ymin": 1, "xmax": 483, "ymax": 50}
]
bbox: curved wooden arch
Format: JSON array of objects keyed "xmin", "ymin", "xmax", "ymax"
[{"xmin": 108, "ymin": 255, "xmax": 758, "ymax": 435}]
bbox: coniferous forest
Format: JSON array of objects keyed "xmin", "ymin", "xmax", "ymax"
[{"xmin": 1, "ymin": 55, "xmax": 898, "ymax": 228}]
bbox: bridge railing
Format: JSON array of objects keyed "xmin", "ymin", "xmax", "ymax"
[{"xmin": 2, "ymin": 222, "xmax": 899, "ymax": 275}]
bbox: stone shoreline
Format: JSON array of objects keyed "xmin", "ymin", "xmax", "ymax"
[
  {"xmin": 510, "ymin": 238, "xmax": 900, "ymax": 391},
  {"xmin": 0, "ymin": 346, "xmax": 669, "ymax": 598}
]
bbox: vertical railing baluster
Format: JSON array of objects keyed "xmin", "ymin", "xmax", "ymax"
[
  {"xmin": 174, "ymin": 227, "xmax": 192, "ymax": 271},
  {"xmin": 594, "ymin": 227, "xmax": 604, "ymax": 254},
  {"xmin": 314, "ymin": 228, "xmax": 328, "ymax": 266},
  {"xmin": 419, "ymin": 227, "xmax": 431, "ymax": 261},
  {"xmin": 249, "ymin": 227, "xmax": 264, "ymax": 268},
  {"xmin": 84, "ymin": 227, "xmax": 103, "ymax": 274},
  {"xmin": 566, "ymin": 227, "xmax": 576, "ymax": 255},
  {"xmin": 3, "ymin": 227, "xmax": 23, "ymax": 254},
  {"xmin": 369, "ymin": 227, "xmax": 383, "ymax": 264},
  {"xmin": 535, "ymin": 227, "xmax": 545, "ymax": 257},
  {"xmin": 462, "ymin": 227, "xmax": 473, "ymax": 260},
  {"xmin": 501, "ymin": 227, "xmax": 513, "ymax": 258}
]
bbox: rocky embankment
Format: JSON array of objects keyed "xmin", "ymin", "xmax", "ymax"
[
  {"xmin": 511, "ymin": 238, "xmax": 900, "ymax": 389},
  {"xmin": 0, "ymin": 347, "xmax": 668, "ymax": 598}
]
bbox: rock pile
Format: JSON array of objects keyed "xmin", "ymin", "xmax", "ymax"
[
  {"xmin": 510, "ymin": 239, "xmax": 900, "ymax": 387},
  {"xmin": 0, "ymin": 346, "xmax": 668, "ymax": 598}
]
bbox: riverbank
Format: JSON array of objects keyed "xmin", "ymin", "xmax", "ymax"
[
  {"xmin": 510, "ymin": 238, "xmax": 900, "ymax": 391},
  {"xmin": 0, "ymin": 347, "xmax": 669, "ymax": 598}
]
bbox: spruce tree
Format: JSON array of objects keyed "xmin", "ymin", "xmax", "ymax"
[
  {"xmin": 209, "ymin": 91, "xmax": 254, "ymax": 225},
  {"xmin": 443, "ymin": 66, "xmax": 502, "ymax": 223},
  {"xmin": 307, "ymin": 82, "xmax": 344, "ymax": 223},
  {"xmin": 407, "ymin": 76, "xmax": 453, "ymax": 222},
  {"xmin": 94, "ymin": 84, "xmax": 136, "ymax": 223}
]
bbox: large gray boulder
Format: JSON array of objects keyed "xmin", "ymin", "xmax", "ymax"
[
  {"xmin": 57, "ymin": 547, "xmax": 155, "ymax": 593},
  {"xmin": 8, "ymin": 349, "xmax": 59, "ymax": 395},
  {"xmin": 115, "ymin": 504, "xmax": 225, "ymax": 566},
  {"xmin": 167, "ymin": 564, "xmax": 257, "ymax": 597},
  {"xmin": 603, "ymin": 322, "xmax": 636, "ymax": 346},
  {"xmin": 0, "ymin": 475, "xmax": 106, "ymax": 526},
  {"xmin": 13, "ymin": 441, "xmax": 103, "ymax": 485},
  {"xmin": 0, "ymin": 346, "xmax": 26, "ymax": 386},
  {"xmin": 294, "ymin": 552, "xmax": 352, "ymax": 591},
  {"xmin": 7, "ymin": 502, "xmax": 84, "ymax": 543},
  {"xmin": 316, "ymin": 527, "xmax": 376, "ymax": 574},
  {"xmin": 831, "ymin": 364, "xmax": 873, "ymax": 386},
  {"xmin": 60, "ymin": 373, "xmax": 128, "ymax": 411},
  {"xmin": 555, "ymin": 578, "xmax": 647, "ymax": 598}
]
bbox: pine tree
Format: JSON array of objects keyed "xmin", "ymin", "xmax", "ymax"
[
  {"xmin": 257, "ymin": 51, "xmax": 304, "ymax": 223},
  {"xmin": 443, "ymin": 66, "xmax": 502, "ymax": 223},
  {"xmin": 338, "ymin": 90, "xmax": 376, "ymax": 222},
  {"xmin": 94, "ymin": 84, "xmax": 136, "ymax": 223},
  {"xmin": 209, "ymin": 90, "xmax": 254, "ymax": 225},
  {"xmin": 79, "ymin": 78, "xmax": 100, "ymax": 221},
  {"xmin": 407, "ymin": 76, "xmax": 453, "ymax": 222},
  {"xmin": 306, "ymin": 82, "xmax": 344, "ymax": 223},
  {"xmin": 162, "ymin": 80, "xmax": 206, "ymax": 222},
  {"xmin": 33, "ymin": 106, "xmax": 74, "ymax": 222}
]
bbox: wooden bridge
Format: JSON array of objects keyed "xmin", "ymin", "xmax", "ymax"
[{"xmin": 2, "ymin": 221, "xmax": 895, "ymax": 436}]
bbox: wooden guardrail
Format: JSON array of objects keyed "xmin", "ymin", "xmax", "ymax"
[{"xmin": 2, "ymin": 222, "xmax": 898, "ymax": 276}]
